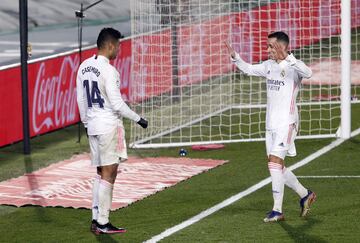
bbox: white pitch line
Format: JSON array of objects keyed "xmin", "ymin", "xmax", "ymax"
[
  {"xmin": 145, "ymin": 127, "xmax": 360, "ymax": 243},
  {"xmin": 297, "ymin": 175, "xmax": 360, "ymax": 178}
]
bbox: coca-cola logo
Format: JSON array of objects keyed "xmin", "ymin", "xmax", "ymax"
[{"xmin": 32, "ymin": 56, "xmax": 79, "ymax": 133}]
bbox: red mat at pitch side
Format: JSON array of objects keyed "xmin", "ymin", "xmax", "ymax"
[{"xmin": 0, "ymin": 154, "xmax": 227, "ymax": 210}]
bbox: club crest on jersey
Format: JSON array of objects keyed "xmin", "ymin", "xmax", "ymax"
[
  {"xmin": 280, "ymin": 70, "xmax": 285, "ymax": 77},
  {"xmin": 267, "ymin": 70, "xmax": 270, "ymax": 74}
]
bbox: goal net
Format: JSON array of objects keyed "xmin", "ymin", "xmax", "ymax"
[{"xmin": 129, "ymin": 0, "xmax": 360, "ymax": 148}]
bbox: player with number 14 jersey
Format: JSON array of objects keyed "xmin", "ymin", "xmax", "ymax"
[{"xmin": 76, "ymin": 55, "xmax": 140, "ymax": 135}]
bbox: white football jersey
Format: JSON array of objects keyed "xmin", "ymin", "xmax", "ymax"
[
  {"xmin": 76, "ymin": 55, "xmax": 140, "ymax": 135},
  {"xmin": 232, "ymin": 53, "xmax": 312, "ymax": 130}
]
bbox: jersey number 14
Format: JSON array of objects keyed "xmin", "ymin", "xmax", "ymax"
[{"xmin": 83, "ymin": 80, "xmax": 105, "ymax": 108}]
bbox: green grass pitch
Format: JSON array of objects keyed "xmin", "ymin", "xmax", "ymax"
[{"xmin": 0, "ymin": 103, "xmax": 359, "ymax": 242}]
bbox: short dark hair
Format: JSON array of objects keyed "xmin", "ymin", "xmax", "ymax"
[
  {"xmin": 268, "ymin": 31, "xmax": 289, "ymax": 46},
  {"xmin": 97, "ymin": 27, "xmax": 124, "ymax": 49}
]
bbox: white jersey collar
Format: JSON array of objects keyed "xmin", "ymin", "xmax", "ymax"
[{"xmin": 94, "ymin": 54, "xmax": 110, "ymax": 63}]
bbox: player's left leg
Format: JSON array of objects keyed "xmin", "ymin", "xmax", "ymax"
[
  {"xmin": 281, "ymin": 123, "xmax": 316, "ymax": 217},
  {"xmin": 90, "ymin": 170, "xmax": 101, "ymax": 233},
  {"xmin": 264, "ymin": 154, "xmax": 285, "ymax": 222},
  {"xmin": 89, "ymin": 135, "xmax": 101, "ymax": 233}
]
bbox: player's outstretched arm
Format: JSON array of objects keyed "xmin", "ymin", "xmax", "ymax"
[{"xmin": 224, "ymin": 41, "xmax": 266, "ymax": 77}]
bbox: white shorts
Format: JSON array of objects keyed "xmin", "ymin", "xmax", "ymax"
[
  {"xmin": 266, "ymin": 123, "xmax": 298, "ymax": 160},
  {"xmin": 89, "ymin": 123, "xmax": 128, "ymax": 167}
]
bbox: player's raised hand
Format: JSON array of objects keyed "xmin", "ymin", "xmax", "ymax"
[
  {"xmin": 273, "ymin": 41, "xmax": 288, "ymax": 60},
  {"xmin": 224, "ymin": 41, "xmax": 236, "ymax": 59}
]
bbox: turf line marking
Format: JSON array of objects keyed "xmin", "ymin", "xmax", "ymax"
[
  {"xmin": 297, "ymin": 175, "xmax": 360, "ymax": 178},
  {"xmin": 145, "ymin": 127, "xmax": 360, "ymax": 243}
]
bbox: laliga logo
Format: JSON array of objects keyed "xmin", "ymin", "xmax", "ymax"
[{"xmin": 32, "ymin": 56, "xmax": 79, "ymax": 133}]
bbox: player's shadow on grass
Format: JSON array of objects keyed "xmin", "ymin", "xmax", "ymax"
[
  {"xmin": 24, "ymin": 156, "xmax": 50, "ymax": 222},
  {"xmin": 94, "ymin": 234, "xmax": 121, "ymax": 243},
  {"xmin": 279, "ymin": 218, "xmax": 326, "ymax": 243}
]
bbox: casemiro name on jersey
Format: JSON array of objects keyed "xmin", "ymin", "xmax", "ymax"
[{"xmin": 82, "ymin": 66, "xmax": 101, "ymax": 77}]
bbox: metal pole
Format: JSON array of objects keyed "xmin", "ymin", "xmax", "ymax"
[
  {"xmin": 19, "ymin": 0, "xmax": 30, "ymax": 154},
  {"xmin": 77, "ymin": 3, "xmax": 84, "ymax": 143},
  {"xmin": 75, "ymin": 0, "xmax": 104, "ymax": 143},
  {"xmin": 171, "ymin": 24, "xmax": 179, "ymax": 102},
  {"xmin": 171, "ymin": 0, "xmax": 180, "ymax": 103},
  {"xmin": 341, "ymin": 0, "xmax": 351, "ymax": 139}
]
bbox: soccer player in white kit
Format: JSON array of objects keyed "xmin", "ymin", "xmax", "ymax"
[
  {"xmin": 226, "ymin": 32, "xmax": 316, "ymax": 222},
  {"xmin": 76, "ymin": 28, "xmax": 148, "ymax": 234}
]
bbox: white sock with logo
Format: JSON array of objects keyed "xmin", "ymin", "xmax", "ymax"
[
  {"xmin": 268, "ymin": 162, "xmax": 284, "ymax": 213},
  {"xmin": 97, "ymin": 179, "xmax": 113, "ymax": 225},
  {"xmin": 92, "ymin": 175, "xmax": 101, "ymax": 221},
  {"xmin": 283, "ymin": 167, "xmax": 308, "ymax": 198}
]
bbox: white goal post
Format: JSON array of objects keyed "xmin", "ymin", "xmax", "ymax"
[{"xmin": 129, "ymin": 0, "xmax": 360, "ymax": 148}]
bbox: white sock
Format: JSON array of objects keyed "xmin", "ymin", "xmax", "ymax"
[
  {"xmin": 283, "ymin": 167, "xmax": 308, "ymax": 198},
  {"xmin": 97, "ymin": 179, "xmax": 114, "ymax": 225},
  {"xmin": 268, "ymin": 162, "xmax": 284, "ymax": 213},
  {"xmin": 92, "ymin": 175, "xmax": 101, "ymax": 221}
]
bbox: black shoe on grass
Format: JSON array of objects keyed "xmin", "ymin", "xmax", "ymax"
[{"xmin": 96, "ymin": 222, "xmax": 126, "ymax": 234}]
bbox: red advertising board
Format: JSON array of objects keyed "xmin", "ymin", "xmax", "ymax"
[
  {"xmin": 175, "ymin": 0, "xmax": 352, "ymax": 87},
  {"xmin": 0, "ymin": 66, "xmax": 22, "ymax": 146},
  {"xmin": 131, "ymin": 29, "xmax": 173, "ymax": 102},
  {"xmin": 177, "ymin": 15, "xmax": 232, "ymax": 86},
  {"xmin": 0, "ymin": 39, "xmax": 133, "ymax": 147},
  {"xmin": 230, "ymin": 0, "xmax": 342, "ymax": 64}
]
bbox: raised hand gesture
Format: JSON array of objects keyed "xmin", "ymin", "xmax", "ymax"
[{"xmin": 224, "ymin": 41, "xmax": 236, "ymax": 59}]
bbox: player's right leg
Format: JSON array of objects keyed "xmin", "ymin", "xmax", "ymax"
[
  {"xmin": 265, "ymin": 130, "xmax": 286, "ymax": 222},
  {"xmin": 263, "ymin": 210, "xmax": 285, "ymax": 223},
  {"xmin": 281, "ymin": 123, "xmax": 316, "ymax": 217},
  {"xmin": 281, "ymin": 124, "xmax": 307, "ymax": 197}
]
